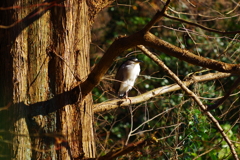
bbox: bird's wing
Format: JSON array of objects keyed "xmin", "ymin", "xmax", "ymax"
[{"xmin": 113, "ymin": 65, "xmax": 125, "ymax": 94}]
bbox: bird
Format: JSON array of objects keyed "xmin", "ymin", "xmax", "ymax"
[{"xmin": 113, "ymin": 57, "xmax": 142, "ymax": 98}]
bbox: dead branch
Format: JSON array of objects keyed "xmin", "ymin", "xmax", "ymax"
[
  {"xmin": 137, "ymin": 45, "xmax": 239, "ymax": 160},
  {"xmin": 93, "ymin": 72, "xmax": 231, "ymax": 113}
]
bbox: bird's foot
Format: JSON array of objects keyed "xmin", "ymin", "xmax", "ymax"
[{"xmin": 125, "ymin": 96, "xmax": 132, "ymax": 104}]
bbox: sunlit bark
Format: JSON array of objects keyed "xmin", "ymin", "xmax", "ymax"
[{"xmin": 0, "ymin": 0, "xmax": 95, "ymax": 159}]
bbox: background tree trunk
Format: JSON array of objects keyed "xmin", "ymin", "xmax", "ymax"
[{"xmin": 0, "ymin": 0, "xmax": 95, "ymax": 159}]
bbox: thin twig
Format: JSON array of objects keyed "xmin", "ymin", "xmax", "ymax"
[
  {"xmin": 193, "ymin": 144, "xmax": 221, "ymax": 160},
  {"xmin": 163, "ymin": 13, "xmax": 240, "ymax": 35},
  {"xmin": 125, "ymin": 106, "xmax": 134, "ymax": 145},
  {"xmin": 131, "ymin": 123, "xmax": 182, "ymax": 136},
  {"xmin": 131, "ymin": 106, "xmax": 176, "ymax": 134}
]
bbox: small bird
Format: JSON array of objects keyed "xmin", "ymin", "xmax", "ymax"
[{"xmin": 113, "ymin": 57, "xmax": 142, "ymax": 98}]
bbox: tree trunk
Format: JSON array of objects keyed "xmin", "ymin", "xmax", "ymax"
[{"xmin": 0, "ymin": 0, "xmax": 95, "ymax": 159}]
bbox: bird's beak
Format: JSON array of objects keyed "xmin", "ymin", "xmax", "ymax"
[{"xmin": 137, "ymin": 60, "xmax": 143, "ymax": 63}]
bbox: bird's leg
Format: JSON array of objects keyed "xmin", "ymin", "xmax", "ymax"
[{"xmin": 125, "ymin": 92, "xmax": 132, "ymax": 104}]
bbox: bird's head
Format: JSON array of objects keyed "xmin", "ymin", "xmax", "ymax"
[{"xmin": 127, "ymin": 57, "xmax": 143, "ymax": 64}]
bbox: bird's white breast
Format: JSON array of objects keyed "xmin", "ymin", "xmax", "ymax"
[
  {"xmin": 118, "ymin": 63, "xmax": 140, "ymax": 95},
  {"xmin": 124, "ymin": 63, "xmax": 140, "ymax": 81}
]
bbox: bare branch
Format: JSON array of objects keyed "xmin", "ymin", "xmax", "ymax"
[
  {"xmin": 143, "ymin": 32, "xmax": 240, "ymax": 74},
  {"xmin": 226, "ymin": 2, "xmax": 240, "ymax": 14},
  {"xmin": 93, "ymin": 72, "xmax": 231, "ymax": 113},
  {"xmin": 137, "ymin": 45, "xmax": 239, "ymax": 160}
]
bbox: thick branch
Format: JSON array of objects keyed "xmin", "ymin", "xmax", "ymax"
[
  {"xmin": 143, "ymin": 32, "xmax": 240, "ymax": 74},
  {"xmin": 93, "ymin": 72, "xmax": 231, "ymax": 113}
]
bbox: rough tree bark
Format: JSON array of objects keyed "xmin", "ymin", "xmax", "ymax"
[
  {"xmin": 1, "ymin": 0, "xmax": 239, "ymax": 159},
  {"xmin": 0, "ymin": 0, "xmax": 109, "ymax": 159}
]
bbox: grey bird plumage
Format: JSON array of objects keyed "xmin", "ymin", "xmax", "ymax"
[{"xmin": 113, "ymin": 57, "xmax": 142, "ymax": 98}]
